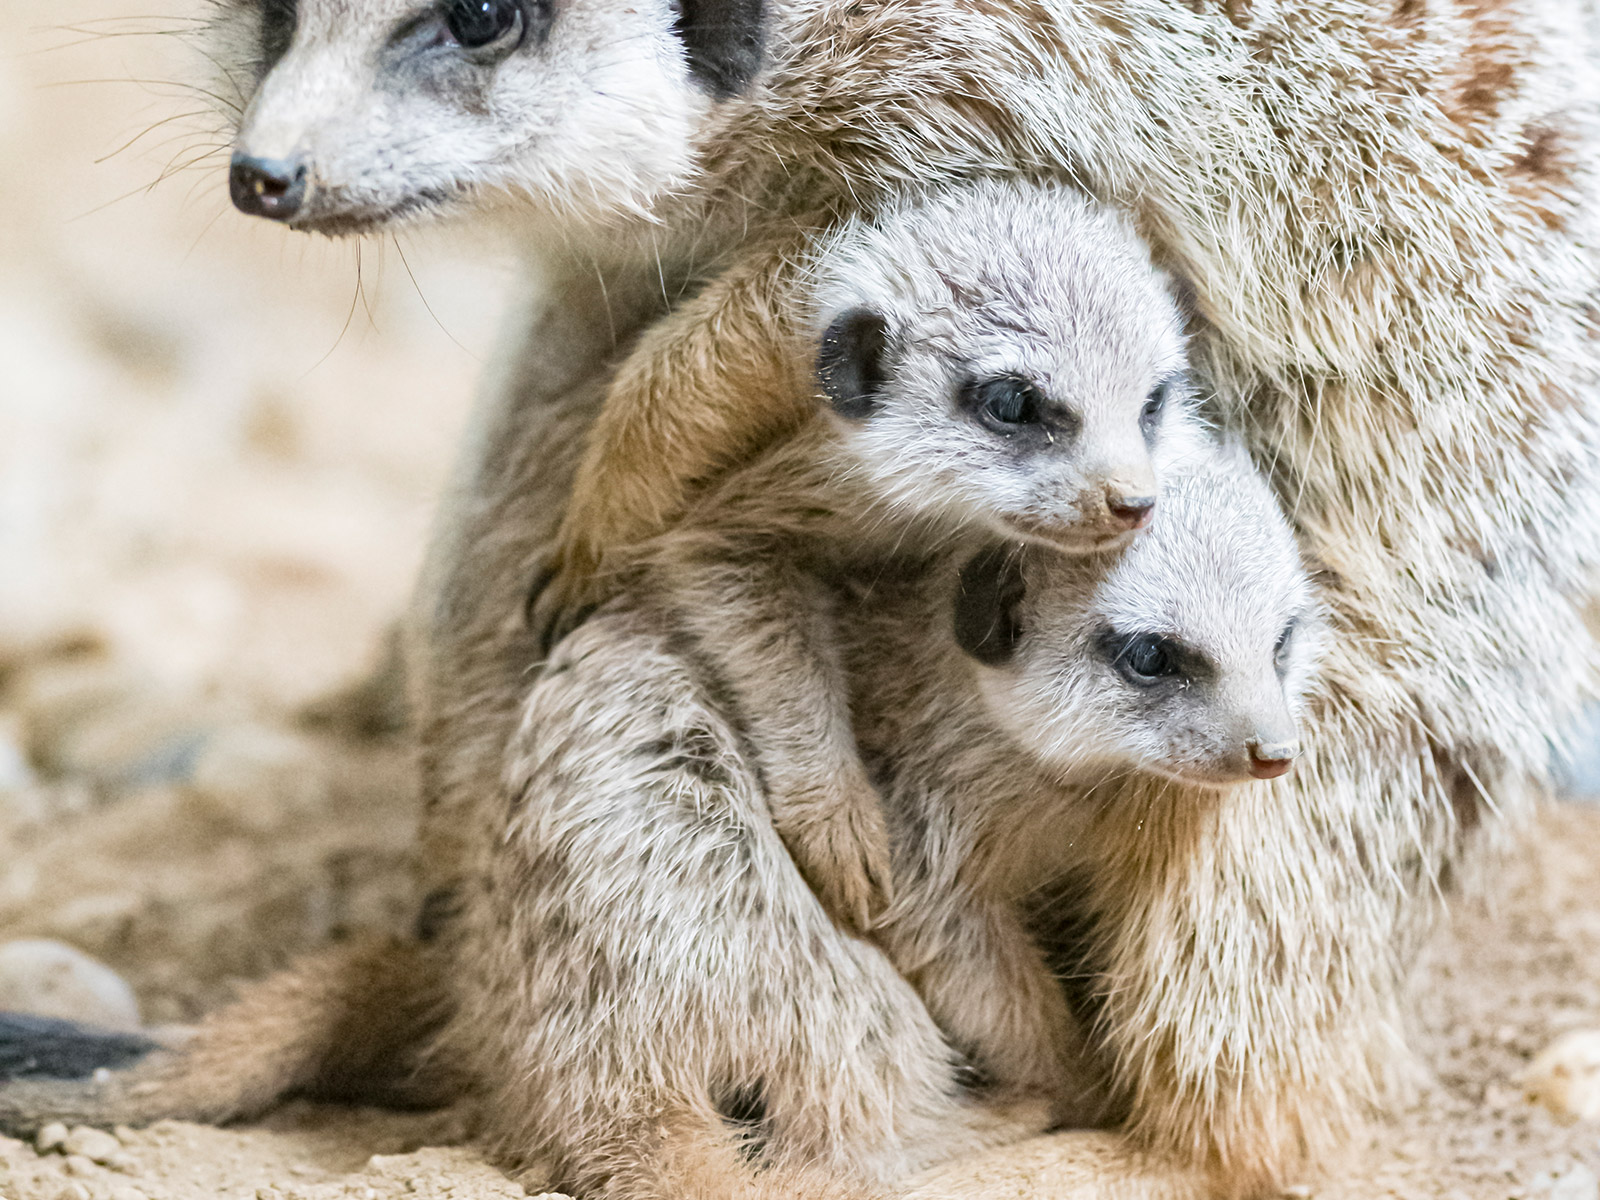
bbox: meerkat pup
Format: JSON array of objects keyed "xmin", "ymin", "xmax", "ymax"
[
  {"xmin": 859, "ymin": 440, "xmax": 1324, "ymax": 1127},
  {"xmin": 634, "ymin": 178, "xmax": 1206, "ymax": 931},
  {"xmin": 443, "ymin": 432, "xmax": 1319, "ymax": 1200}
]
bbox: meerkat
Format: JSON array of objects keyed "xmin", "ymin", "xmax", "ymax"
[
  {"xmin": 437, "ymin": 430, "xmax": 1318, "ymax": 1200},
  {"xmin": 9, "ymin": 0, "xmax": 1594, "ymax": 1192},
  {"xmin": 633, "ymin": 177, "xmax": 1207, "ymax": 931}
]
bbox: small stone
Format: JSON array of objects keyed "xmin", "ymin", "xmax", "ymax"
[
  {"xmin": 52, "ymin": 1184, "xmax": 90, "ymax": 1200},
  {"xmin": 35, "ymin": 1123, "xmax": 68, "ymax": 1153},
  {"xmin": 104, "ymin": 1151, "xmax": 139, "ymax": 1173},
  {"xmin": 0, "ymin": 941, "xmax": 140, "ymax": 1031},
  {"xmin": 106, "ymin": 1187, "xmax": 148, "ymax": 1200},
  {"xmin": 62, "ymin": 1154, "xmax": 96, "ymax": 1177},
  {"xmin": 1525, "ymin": 1029, "xmax": 1600, "ymax": 1123},
  {"xmin": 61, "ymin": 1126, "xmax": 122, "ymax": 1164}
]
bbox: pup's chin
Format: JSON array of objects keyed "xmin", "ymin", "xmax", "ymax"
[
  {"xmin": 1144, "ymin": 760, "xmax": 1284, "ymax": 789},
  {"xmin": 1003, "ymin": 520, "xmax": 1138, "ymax": 556}
]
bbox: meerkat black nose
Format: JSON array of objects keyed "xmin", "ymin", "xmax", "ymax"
[
  {"xmin": 229, "ymin": 153, "xmax": 308, "ymax": 222},
  {"xmin": 1247, "ymin": 740, "xmax": 1298, "ymax": 780},
  {"xmin": 1107, "ymin": 494, "xmax": 1156, "ymax": 530}
]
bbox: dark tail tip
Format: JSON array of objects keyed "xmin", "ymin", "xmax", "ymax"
[{"xmin": 0, "ymin": 1012, "xmax": 158, "ymax": 1083}]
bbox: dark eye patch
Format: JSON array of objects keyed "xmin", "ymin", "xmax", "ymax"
[
  {"xmin": 1273, "ymin": 619, "xmax": 1296, "ymax": 676},
  {"xmin": 1139, "ymin": 382, "xmax": 1168, "ymax": 439},
  {"xmin": 960, "ymin": 375, "xmax": 1064, "ymax": 439},
  {"xmin": 259, "ymin": 0, "xmax": 297, "ymax": 70},
  {"xmin": 1093, "ymin": 626, "xmax": 1211, "ymax": 689}
]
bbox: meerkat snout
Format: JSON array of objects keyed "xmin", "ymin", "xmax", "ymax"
[
  {"xmin": 1105, "ymin": 488, "xmax": 1156, "ymax": 530},
  {"xmin": 1248, "ymin": 737, "xmax": 1300, "ymax": 779},
  {"xmin": 229, "ymin": 154, "xmax": 308, "ymax": 222}
]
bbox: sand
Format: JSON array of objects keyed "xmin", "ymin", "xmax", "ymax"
[{"xmin": 0, "ymin": 1, "xmax": 1597, "ymax": 1197}]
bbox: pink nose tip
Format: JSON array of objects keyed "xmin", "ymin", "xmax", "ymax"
[
  {"xmin": 1107, "ymin": 495, "xmax": 1155, "ymax": 530},
  {"xmin": 1248, "ymin": 741, "xmax": 1297, "ymax": 780}
]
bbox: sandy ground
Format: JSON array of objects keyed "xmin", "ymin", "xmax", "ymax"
[{"xmin": 0, "ymin": 2, "xmax": 1598, "ymax": 1198}]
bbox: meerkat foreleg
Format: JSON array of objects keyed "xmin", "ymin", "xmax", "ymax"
[
  {"xmin": 529, "ymin": 235, "xmax": 817, "ymax": 645},
  {"xmin": 875, "ymin": 889, "xmax": 1106, "ymax": 1130},
  {"xmin": 649, "ymin": 535, "xmax": 894, "ymax": 932}
]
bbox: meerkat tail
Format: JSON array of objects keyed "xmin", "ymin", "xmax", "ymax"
[{"xmin": 0, "ymin": 935, "xmax": 451, "ymax": 1137}]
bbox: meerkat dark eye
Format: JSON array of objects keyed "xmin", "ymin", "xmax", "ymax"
[
  {"xmin": 1093, "ymin": 628, "xmax": 1188, "ymax": 687},
  {"xmin": 1121, "ymin": 634, "xmax": 1177, "ymax": 681},
  {"xmin": 1140, "ymin": 383, "xmax": 1169, "ymax": 439},
  {"xmin": 1273, "ymin": 620, "xmax": 1296, "ymax": 676},
  {"xmin": 963, "ymin": 376, "xmax": 1045, "ymax": 434},
  {"xmin": 444, "ymin": 0, "xmax": 525, "ymax": 50}
]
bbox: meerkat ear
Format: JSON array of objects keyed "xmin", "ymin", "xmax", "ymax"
[
  {"xmin": 675, "ymin": 0, "xmax": 767, "ymax": 99},
  {"xmin": 953, "ymin": 544, "xmax": 1027, "ymax": 666},
  {"xmin": 816, "ymin": 307, "xmax": 891, "ymax": 420}
]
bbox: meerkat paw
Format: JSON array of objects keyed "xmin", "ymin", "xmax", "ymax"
[{"xmin": 784, "ymin": 790, "xmax": 895, "ymax": 935}]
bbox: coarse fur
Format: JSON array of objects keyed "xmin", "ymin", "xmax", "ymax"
[
  {"xmin": 13, "ymin": 0, "xmax": 1598, "ymax": 1194},
  {"xmin": 633, "ymin": 177, "xmax": 1204, "ymax": 931},
  {"xmin": 441, "ymin": 433, "xmax": 1315, "ymax": 1199},
  {"xmin": 469, "ymin": 0, "xmax": 1600, "ymax": 1187}
]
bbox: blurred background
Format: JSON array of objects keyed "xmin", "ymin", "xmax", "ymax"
[{"xmin": 0, "ymin": 0, "xmax": 514, "ymax": 1023}]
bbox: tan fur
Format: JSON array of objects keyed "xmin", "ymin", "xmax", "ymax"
[
  {"xmin": 443, "ymin": 425, "xmax": 1314, "ymax": 1196},
  {"xmin": 10, "ymin": 0, "xmax": 1594, "ymax": 1195},
  {"xmin": 510, "ymin": 0, "xmax": 1600, "ymax": 1188}
]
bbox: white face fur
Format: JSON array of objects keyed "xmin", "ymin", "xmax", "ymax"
[
  {"xmin": 208, "ymin": 0, "xmax": 761, "ymax": 234},
  {"xmin": 960, "ymin": 443, "xmax": 1323, "ymax": 788},
  {"xmin": 811, "ymin": 179, "xmax": 1202, "ymax": 555}
]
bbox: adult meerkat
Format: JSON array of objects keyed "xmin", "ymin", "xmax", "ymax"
[
  {"xmin": 440, "ymin": 434, "xmax": 1320, "ymax": 1200},
  {"xmin": 637, "ymin": 177, "xmax": 1211, "ymax": 931},
  {"xmin": 6, "ymin": 0, "xmax": 1593, "ymax": 1191}
]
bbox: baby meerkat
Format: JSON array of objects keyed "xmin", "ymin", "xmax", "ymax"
[
  {"xmin": 859, "ymin": 440, "xmax": 1324, "ymax": 1126},
  {"xmin": 638, "ymin": 178, "xmax": 1207, "ymax": 930}
]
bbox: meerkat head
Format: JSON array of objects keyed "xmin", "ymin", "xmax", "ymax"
[
  {"xmin": 206, "ymin": 0, "xmax": 764, "ymax": 235},
  {"xmin": 810, "ymin": 178, "xmax": 1199, "ymax": 555},
  {"xmin": 955, "ymin": 444, "xmax": 1324, "ymax": 788}
]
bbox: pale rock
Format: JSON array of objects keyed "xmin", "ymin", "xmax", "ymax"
[
  {"xmin": 60, "ymin": 1126, "xmax": 121, "ymax": 1165},
  {"xmin": 0, "ymin": 940, "xmax": 140, "ymax": 1030},
  {"xmin": 35, "ymin": 1123, "xmax": 68, "ymax": 1154}
]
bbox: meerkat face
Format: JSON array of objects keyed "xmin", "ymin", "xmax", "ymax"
[
  {"xmin": 812, "ymin": 179, "xmax": 1201, "ymax": 556},
  {"xmin": 959, "ymin": 445, "xmax": 1325, "ymax": 788},
  {"xmin": 208, "ymin": 0, "xmax": 763, "ymax": 235}
]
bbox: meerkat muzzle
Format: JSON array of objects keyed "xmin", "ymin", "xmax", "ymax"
[
  {"xmin": 229, "ymin": 154, "xmax": 308, "ymax": 223},
  {"xmin": 1247, "ymin": 740, "xmax": 1299, "ymax": 780}
]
